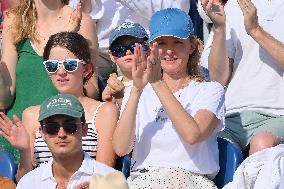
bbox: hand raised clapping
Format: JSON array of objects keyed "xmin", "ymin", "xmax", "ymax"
[
  {"xmin": 201, "ymin": 0, "xmax": 226, "ymax": 30},
  {"xmin": 237, "ymin": 0, "xmax": 260, "ymax": 36},
  {"xmin": 132, "ymin": 43, "xmax": 162, "ymax": 91},
  {"xmin": 146, "ymin": 42, "xmax": 162, "ymax": 84},
  {"xmin": 132, "ymin": 44, "xmax": 148, "ymax": 91}
]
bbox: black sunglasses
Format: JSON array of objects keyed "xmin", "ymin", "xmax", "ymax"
[
  {"xmin": 110, "ymin": 42, "xmax": 149, "ymax": 58},
  {"xmin": 42, "ymin": 122, "xmax": 82, "ymax": 135}
]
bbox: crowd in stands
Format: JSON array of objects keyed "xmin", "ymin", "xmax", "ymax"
[{"xmin": 0, "ymin": 0, "xmax": 284, "ymax": 188}]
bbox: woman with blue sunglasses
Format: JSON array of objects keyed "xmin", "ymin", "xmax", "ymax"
[{"xmin": 0, "ymin": 32, "xmax": 118, "ymax": 181}]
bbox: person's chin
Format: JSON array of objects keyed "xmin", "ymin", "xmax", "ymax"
[
  {"xmin": 53, "ymin": 148, "xmax": 72, "ymax": 157},
  {"xmin": 119, "ymin": 63, "xmax": 133, "ymax": 73},
  {"xmin": 123, "ymin": 57, "xmax": 135, "ymax": 65},
  {"xmin": 56, "ymin": 86, "xmax": 73, "ymax": 94}
]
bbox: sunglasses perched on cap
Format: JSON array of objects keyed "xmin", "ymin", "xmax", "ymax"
[
  {"xmin": 41, "ymin": 122, "xmax": 83, "ymax": 135},
  {"xmin": 43, "ymin": 59, "xmax": 86, "ymax": 74},
  {"xmin": 110, "ymin": 42, "xmax": 149, "ymax": 58}
]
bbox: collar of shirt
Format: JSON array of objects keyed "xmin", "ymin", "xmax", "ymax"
[{"xmin": 40, "ymin": 152, "xmax": 94, "ymax": 181}]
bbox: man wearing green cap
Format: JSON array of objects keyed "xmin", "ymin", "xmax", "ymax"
[{"xmin": 15, "ymin": 94, "xmax": 115, "ymax": 189}]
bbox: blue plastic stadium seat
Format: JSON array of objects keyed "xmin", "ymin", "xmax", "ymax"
[
  {"xmin": 115, "ymin": 155, "xmax": 131, "ymax": 177},
  {"xmin": 0, "ymin": 149, "xmax": 18, "ymax": 182},
  {"xmin": 213, "ymin": 137, "xmax": 244, "ymax": 189},
  {"xmin": 97, "ymin": 75, "xmax": 106, "ymax": 101}
]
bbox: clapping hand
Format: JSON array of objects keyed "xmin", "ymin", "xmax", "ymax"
[
  {"xmin": 146, "ymin": 42, "xmax": 162, "ymax": 84},
  {"xmin": 0, "ymin": 112, "xmax": 30, "ymax": 151},
  {"xmin": 132, "ymin": 44, "xmax": 148, "ymax": 91},
  {"xmin": 201, "ymin": 0, "xmax": 226, "ymax": 30},
  {"xmin": 237, "ymin": 0, "xmax": 260, "ymax": 36}
]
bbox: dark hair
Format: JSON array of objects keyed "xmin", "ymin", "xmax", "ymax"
[{"xmin": 43, "ymin": 32, "xmax": 94, "ymax": 85}]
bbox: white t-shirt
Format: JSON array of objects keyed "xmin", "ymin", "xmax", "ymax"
[
  {"xmin": 69, "ymin": 0, "xmax": 190, "ymax": 49},
  {"xmin": 117, "ymin": 75, "xmax": 133, "ymax": 91},
  {"xmin": 121, "ymin": 81, "xmax": 225, "ymax": 178},
  {"xmin": 224, "ymin": 0, "xmax": 284, "ymax": 115}
]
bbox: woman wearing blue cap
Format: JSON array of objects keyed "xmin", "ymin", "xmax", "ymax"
[{"xmin": 112, "ymin": 0, "xmax": 227, "ymax": 188}]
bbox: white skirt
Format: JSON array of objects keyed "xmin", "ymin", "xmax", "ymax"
[{"xmin": 127, "ymin": 166, "xmax": 218, "ymax": 189}]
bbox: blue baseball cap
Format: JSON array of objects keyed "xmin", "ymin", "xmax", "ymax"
[
  {"xmin": 149, "ymin": 8, "xmax": 194, "ymax": 42},
  {"xmin": 109, "ymin": 22, "xmax": 149, "ymax": 46}
]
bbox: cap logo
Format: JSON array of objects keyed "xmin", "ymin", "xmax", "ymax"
[
  {"xmin": 117, "ymin": 22, "xmax": 135, "ymax": 31},
  {"xmin": 46, "ymin": 97, "xmax": 72, "ymax": 109}
]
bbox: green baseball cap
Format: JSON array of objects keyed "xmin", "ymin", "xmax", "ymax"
[{"xmin": 38, "ymin": 94, "xmax": 84, "ymax": 121}]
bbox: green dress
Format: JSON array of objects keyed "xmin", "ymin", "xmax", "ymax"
[{"xmin": 0, "ymin": 38, "xmax": 57, "ymax": 161}]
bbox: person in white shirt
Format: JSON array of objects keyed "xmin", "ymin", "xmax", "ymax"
[
  {"xmin": 112, "ymin": 4, "xmax": 227, "ymax": 188},
  {"xmin": 207, "ymin": 0, "xmax": 284, "ymax": 156},
  {"xmin": 8, "ymin": 94, "xmax": 115, "ymax": 189}
]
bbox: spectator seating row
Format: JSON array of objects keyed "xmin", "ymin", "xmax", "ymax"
[{"xmin": 0, "ymin": 148, "xmax": 18, "ymax": 182}]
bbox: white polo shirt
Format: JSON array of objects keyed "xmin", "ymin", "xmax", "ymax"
[
  {"xmin": 16, "ymin": 153, "xmax": 115, "ymax": 189},
  {"xmin": 225, "ymin": 0, "xmax": 284, "ymax": 115}
]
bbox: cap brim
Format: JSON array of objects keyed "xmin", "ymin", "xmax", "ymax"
[
  {"xmin": 38, "ymin": 108, "xmax": 82, "ymax": 121},
  {"xmin": 149, "ymin": 29, "xmax": 191, "ymax": 42},
  {"xmin": 109, "ymin": 34, "xmax": 149, "ymax": 46}
]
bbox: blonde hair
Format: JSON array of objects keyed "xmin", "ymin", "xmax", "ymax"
[
  {"xmin": 9, "ymin": 0, "xmax": 69, "ymax": 44},
  {"xmin": 187, "ymin": 36, "xmax": 205, "ymax": 82}
]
